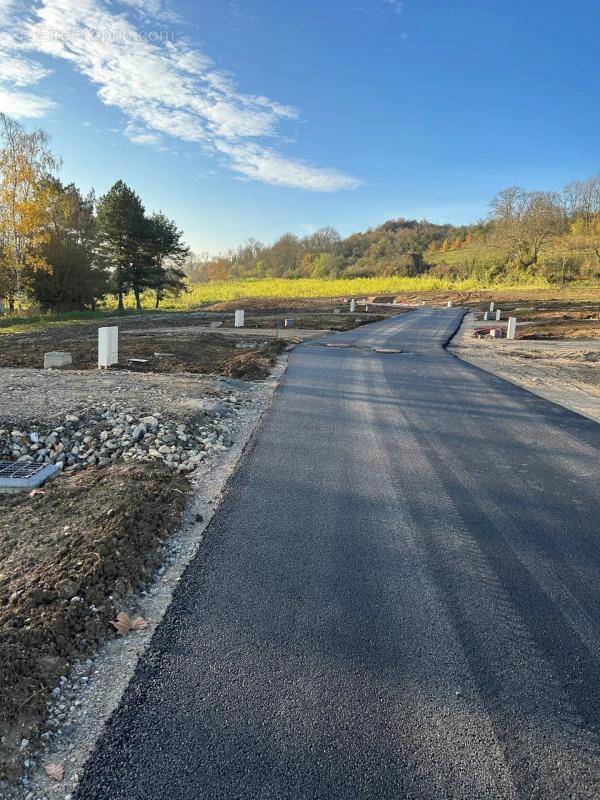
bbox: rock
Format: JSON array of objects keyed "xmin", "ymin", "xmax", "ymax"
[
  {"xmin": 141, "ymin": 415, "xmax": 159, "ymax": 427},
  {"xmin": 131, "ymin": 425, "xmax": 144, "ymax": 441}
]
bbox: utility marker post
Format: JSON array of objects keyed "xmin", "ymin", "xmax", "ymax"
[
  {"xmin": 506, "ymin": 317, "xmax": 517, "ymax": 340},
  {"xmin": 350, "ymin": 299, "xmax": 356, "ymax": 312},
  {"xmin": 235, "ymin": 310, "xmax": 245, "ymax": 328},
  {"xmin": 496, "ymin": 309, "xmax": 502, "ymax": 321},
  {"xmin": 98, "ymin": 326, "xmax": 118, "ymax": 369},
  {"xmin": 490, "ymin": 301, "xmax": 495, "ymax": 312}
]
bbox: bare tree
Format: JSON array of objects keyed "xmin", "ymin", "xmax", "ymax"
[
  {"xmin": 563, "ymin": 176, "xmax": 600, "ymax": 226},
  {"xmin": 489, "ymin": 187, "xmax": 565, "ymax": 269}
]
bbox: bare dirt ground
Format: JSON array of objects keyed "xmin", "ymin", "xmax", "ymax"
[
  {"xmin": 0, "ymin": 327, "xmax": 285, "ymax": 379},
  {"xmin": 0, "ymin": 463, "xmax": 189, "ymax": 782},
  {"xmin": 390, "ymin": 289, "xmax": 600, "ymax": 341},
  {"xmin": 391, "ymin": 287, "xmax": 600, "ymax": 310},
  {"xmin": 451, "ymin": 314, "xmax": 600, "ymax": 423},
  {"xmin": 203, "ymin": 298, "xmax": 395, "ymax": 330},
  {"xmin": 0, "ymin": 303, "xmax": 395, "ymax": 377}
]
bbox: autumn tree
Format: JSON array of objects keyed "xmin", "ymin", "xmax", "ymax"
[
  {"xmin": 489, "ymin": 187, "xmax": 565, "ymax": 269},
  {"xmin": 0, "ymin": 114, "xmax": 61, "ymax": 311}
]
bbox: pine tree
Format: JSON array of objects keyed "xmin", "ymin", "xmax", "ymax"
[
  {"xmin": 144, "ymin": 212, "xmax": 189, "ymax": 308},
  {"xmin": 97, "ymin": 180, "xmax": 148, "ymax": 311}
]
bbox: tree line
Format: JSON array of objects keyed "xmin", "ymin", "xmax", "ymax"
[
  {"xmin": 0, "ymin": 114, "xmax": 189, "ymax": 313},
  {"xmin": 187, "ymin": 177, "xmax": 600, "ymax": 285}
]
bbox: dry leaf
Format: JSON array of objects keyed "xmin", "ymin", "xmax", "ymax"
[
  {"xmin": 28, "ymin": 488, "xmax": 46, "ymax": 497},
  {"xmin": 44, "ymin": 762, "xmax": 64, "ymax": 781},
  {"xmin": 111, "ymin": 611, "xmax": 148, "ymax": 636}
]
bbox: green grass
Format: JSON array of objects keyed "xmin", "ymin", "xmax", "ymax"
[
  {"xmin": 0, "ymin": 308, "xmax": 178, "ymax": 335},
  {"xmin": 163, "ymin": 275, "xmax": 553, "ymax": 308},
  {"xmin": 428, "ymin": 239, "xmax": 594, "ymax": 268},
  {"xmin": 4, "ymin": 275, "xmax": 598, "ymax": 336}
]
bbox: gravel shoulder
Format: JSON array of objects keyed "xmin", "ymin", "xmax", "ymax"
[{"xmin": 450, "ymin": 313, "xmax": 600, "ymax": 423}]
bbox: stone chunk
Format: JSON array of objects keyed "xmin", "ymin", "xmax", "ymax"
[{"xmin": 44, "ymin": 352, "xmax": 72, "ymax": 370}]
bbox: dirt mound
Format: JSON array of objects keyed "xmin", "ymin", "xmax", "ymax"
[{"xmin": 0, "ymin": 463, "xmax": 189, "ymax": 780}]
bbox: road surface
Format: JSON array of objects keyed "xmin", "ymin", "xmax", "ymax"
[{"xmin": 77, "ymin": 308, "xmax": 600, "ymax": 799}]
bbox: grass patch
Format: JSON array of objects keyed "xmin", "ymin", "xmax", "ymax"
[
  {"xmin": 164, "ymin": 276, "xmax": 554, "ymax": 308},
  {"xmin": 2, "ymin": 277, "xmax": 599, "ymax": 335},
  {"xmin": 0, "ymin": 308, "xmax": 182, "ymax": 336}
]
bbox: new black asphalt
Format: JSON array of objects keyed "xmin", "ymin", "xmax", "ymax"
[{"xmin": 76, "ymin": 308, "xmax": 600, "ymax": 799}]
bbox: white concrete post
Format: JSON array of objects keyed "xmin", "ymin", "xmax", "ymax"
[
  {"xmin": 496, "ymin": 309, "xmax": 502, "ymax": 321},
  {"xmin": 350, "ymin": 299, "xmax": 356, "ymax": 312},
  {"xmin": 234, "ymin": 310, "xmax": 245, "ymax": 328},
  {"xmin": 483, "ymin": 311, "xmax": 491, "ymax": 321},
  {"xmin": 447, "ymin": 300, "xmax": 453, "ymax": 307},
  {"xmin": 506, "ymin": 317, "xmax": 517, "ymax": 340},
  {"xmin": 490, "ymin": 301, "xmax": 495, "ymax": 312},
  {"xmin": 98, "ymin": 326, "xmax": 118, "ymax": 368}
]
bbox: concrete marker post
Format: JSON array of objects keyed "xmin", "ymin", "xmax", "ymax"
[
  {"xmin": 350, "ymin": 299, "xmax": 356, "ymax": 312},
  {"xmin": 235, "ymin": 310, "xmax": 245, "ymax": 328},
  {"xmin": 496, "ymin": 309, "xmax": 502, "ymax": 321},
  {"xmin": 506, "ymin": 317, "xmax": 517, "ymax": 340},
  {"xmin": 98, "ymin": 326, "xmax": 118, "ymax": 369}
]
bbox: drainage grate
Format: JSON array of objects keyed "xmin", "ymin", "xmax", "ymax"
[{"xmin": 0, "ymin": 461, "xmax": 60, "ymax": 493}]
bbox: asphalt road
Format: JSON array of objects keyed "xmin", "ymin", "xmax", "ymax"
[{"xmin": 76, "ymin": 308, "xmax": 600, "ymax": 800}]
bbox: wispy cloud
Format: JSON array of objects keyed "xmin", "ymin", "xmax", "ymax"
[
  {"xmin": 0, "ymin": 87, "xmax": 57, "ymax": 118},
  {"xmin": 383, "ymin": 0, "xmax": 404, "ymax": 13},
  {"xmin": 0, "ymin": 0, "xmax": 360, "ymax": 192}
]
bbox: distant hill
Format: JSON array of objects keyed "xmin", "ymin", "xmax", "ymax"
[{"xmin": 186, "ymin": 176, "xmax": 600, "ymax": 286}]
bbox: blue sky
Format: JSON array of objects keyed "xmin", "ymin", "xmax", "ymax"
[{"xmin": 0, "ymin": 0, "xmax": 598, "ymax": 253}]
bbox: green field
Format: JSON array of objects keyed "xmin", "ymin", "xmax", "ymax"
[
  {"xmin": 164, "ymin": 275, "xmax": 553, "ymax": 308},
  {"xmin": 3, "ymin": 275, "xmax": 600, "ymax": 336}
]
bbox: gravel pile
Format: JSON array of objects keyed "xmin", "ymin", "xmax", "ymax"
[{"xmin": 0, "ymin": 395, "xmax": 243, "ymax": 476}]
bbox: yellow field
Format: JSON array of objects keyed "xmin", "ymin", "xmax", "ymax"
[{"xmin": 162, "ymin": 275, "xmax": 554, "ymax": 308}]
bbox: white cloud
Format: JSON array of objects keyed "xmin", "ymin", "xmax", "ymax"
[
  {"xmin": 118, "ymin": 0, "xmax": 182, "ymax": 24},
  {"xmin": 0, "ymin": 0, "xmax": 360, "ymax": 191},
  {"xmin": 0, "ymin": 87, "xmax": 57, "ymax": 117},
  {"xmin": 217, "ymin": 141, "xmax": 360, "ymax": 191}
]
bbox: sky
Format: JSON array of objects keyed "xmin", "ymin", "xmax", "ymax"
[{"xmin": 0, "ymin": 0, "xmax": 598, "ymax": 254}]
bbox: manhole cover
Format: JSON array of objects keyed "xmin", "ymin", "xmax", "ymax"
[
  {"xmin": 0, "ymin": 461, "xmax": 60, "ymax": 494},
  {"xmin": 371, "ymin": 347, "xmax": 406, "ymax": 354}
]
